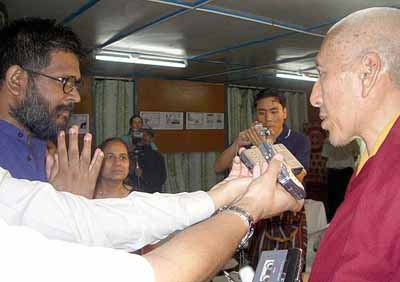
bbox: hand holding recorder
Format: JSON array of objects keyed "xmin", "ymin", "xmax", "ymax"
[{"xmin": 239, "ymin": 142, "xmax": 306, "ymax": 200}]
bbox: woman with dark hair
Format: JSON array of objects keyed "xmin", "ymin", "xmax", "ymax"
[{"xmin": 94, "ymin": 138, "xmax": 133, "ymax": 199}]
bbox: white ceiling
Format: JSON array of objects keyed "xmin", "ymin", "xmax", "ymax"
[{"xmin": 4, "ymin": 0, "xmax": 400, "ymax": 89}]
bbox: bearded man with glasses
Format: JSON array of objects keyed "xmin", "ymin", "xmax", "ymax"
[{"xmin": 0, "ymin": 18, "xmax": 102, "ymax": 197}]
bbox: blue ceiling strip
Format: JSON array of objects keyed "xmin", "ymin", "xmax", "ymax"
[
  {"xmin": 199, "ymin": 5, "xmax": 322, "ymax": 33},
  {"xmin": 190, "ymin": 18, "xmax": 337, "ymax": 60},
  {"xmin": 185, "ymin": 51, "xmax": 318, "ymax": 80},
  {"xmin": 189, "ymin": 58, "xmax": 249, "ymax": 67},
  {"xmin": 134, "ymin": 58, "xmax": 249, "ymax": 73},
  {"xmin": 191, "ymin": 0, "xmax": 213, "ymax": 6},
  {"xmin": 93, "ymin": 0, "xmax": 212, "ymax": 51},
  {"xmin": 190, "ymin": 31, "xmax": 300, "ymax": 60},
  {"xmin": 61, "ymin": 0, "xmax": 102, "ymax": 25},
  {"xmin": 223, "ymin": 73, "xmax": 275, "ymax": 84},
  {"xmin": 93, "ymin": 8, "xmax": 186, "ymax": 51},
  {"xmin": 152, "ymin": 0, "xmax": 200, "ymax": 7}
]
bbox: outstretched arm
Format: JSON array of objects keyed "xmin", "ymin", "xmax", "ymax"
[
  {"xmin": 0, "ymin": 156, "xmax": 250, "ymax": 252},
  {"xmin": 146, "ymin": 155, "xmax": 303, "ymax": 282}
]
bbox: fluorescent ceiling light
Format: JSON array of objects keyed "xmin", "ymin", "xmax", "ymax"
[
  {"xmin": 276, "ymin": 73, "xmax": 318, "ymax": 82},
  {"xmin": 129, "ymin": 44, "xmax": 185, "ymax": 56},
  {"xmin": 95, "ymin": 51, "xmax": 187, "ymax": 68}
]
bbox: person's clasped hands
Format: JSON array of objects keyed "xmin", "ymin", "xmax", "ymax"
[{"xmin": 46, "ymin": 125, "xmax": 104, "ymax": 198}]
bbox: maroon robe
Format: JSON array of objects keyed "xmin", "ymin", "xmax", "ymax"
[{"xmin": 310, "ymin": 116, "xmax": 400, "ymax": 281}]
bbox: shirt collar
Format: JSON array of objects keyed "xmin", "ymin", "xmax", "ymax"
[
  {"xmin": 356, "ymin": 113, "xmax": 400, "ymax": 175},
  {"xmin": 276, "ymin": 123, "xmax": 291, "ymax": 143}
]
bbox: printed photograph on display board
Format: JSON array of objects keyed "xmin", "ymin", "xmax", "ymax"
[
  {"xmin": 141, "ymin": 111, "xmax": 184, "ymax": 130},
  {"xmin": 186, "ymin": 112, "xmax": 224, "ymax": 129},
  {"xmin": 68, "ymin": 114, "xmax": 90, "ymax": 134}
]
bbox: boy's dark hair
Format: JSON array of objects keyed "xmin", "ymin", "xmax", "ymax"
[
  {"xmin": 254, "ymin": 88, "xmax": 287, "ymax": 108},
  {"xmin": 0, "ymin": 17, "xmax": 84, "ymax": 86}
]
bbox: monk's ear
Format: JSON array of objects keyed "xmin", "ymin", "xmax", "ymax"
[
  {"xmin": 359, "ymin": 52, "xmax": 381, "ymax": 98},
  {"xmin": 4, "ymin": 65, "xmax": 29, "ymax": 97}
]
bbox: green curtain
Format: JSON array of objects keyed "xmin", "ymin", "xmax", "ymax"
[
  {"xmin": 227, "ymin": 87, "xmax": 258, "ymax": 144},
  {"xmin": 283, "ymin": 91, "xmax": 309, "ymax": 132},
  {"xmin": 162, "ymin": 152, "xmax": 223, "ymax": 193},
  {"xmin": 92, "ymin": 79, "xmax": 135, "ymax": 146}
]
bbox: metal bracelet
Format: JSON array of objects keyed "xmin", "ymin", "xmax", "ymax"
[{"xmin": 215, "ymin": 205, "xmax": 255, "ymax": 250}]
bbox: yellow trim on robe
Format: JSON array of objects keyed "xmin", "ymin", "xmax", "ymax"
[{"xmin": 356, "ymin": 113, "xmax": 400, "ymax": 175}]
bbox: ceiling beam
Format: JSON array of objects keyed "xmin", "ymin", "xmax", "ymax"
[
  {"xmin": 92, "ymin": 0, "xmax": 215, "ymax": 51},
  {"xmin": 190, "ymin": 18, "xmax": 336, "ymax": 60},
  {"xmin": 186, "ymin": 52, "xmax": 318, "ymax": 80},
  {"xmin": 61, "ymin": 0, "xmax": 102, "ymax": 25},
  {"xmin": 146, "ymin": 0, "xmax": 325, "ymax": 38}
]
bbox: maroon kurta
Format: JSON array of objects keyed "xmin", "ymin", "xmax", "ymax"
[{"xmin": 310, "ymin": 117, "xmax": 400, "ymax": 281}]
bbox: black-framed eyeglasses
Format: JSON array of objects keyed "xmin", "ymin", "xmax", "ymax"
[{"xmin": 23, "ymin": 67, "xmax": 81, "ymax": 95}]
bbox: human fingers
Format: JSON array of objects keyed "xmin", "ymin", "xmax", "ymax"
[
  {"xmin": 239, "ymin": 156, "xmax": 252, "ymax": 177},
  {"xmin": 246, "ymin": 128, "xmax": 263, "ymax": 146},
  {"xmin": 89, "ymin": 148, "xmax": 104, "ymax": 174},
  {"xmin": 245, "ymin": 155, "xmax": 283, "ymax": 214},
  {"xmin": 252, "ymin": 164, "xmax": 261, "ymax": 178},
  {"xmin": 52, "ymin": 153, "xmax": 59, "ymax": 180},
  {"xmin": 68, "ymin": 126, "xmax": 79, "ymax": 166},
  {"xmin": 237, "ymin": 131, "xmax": 251, "ymax": 147},
  {"xmin": 45, "ymin": 153, "xmax": 55, "ymax": 181},
  {"xmin": 274, "ymin": 183, "xmax": 304, "ymax": 214},
  {"xmin": 57, "ymin": 130, "xmax": 68, "ymax": 171},
  {"xmin": 80, "ymin": 133, "xmax": 92, "ymax": 170},
  {"xmin": 263, "ymin": 154, "xmax": 283, "ymax": 179},
  {"xmin": 227, "ymin": 156, "xmax": 242, "ymax": 179}
]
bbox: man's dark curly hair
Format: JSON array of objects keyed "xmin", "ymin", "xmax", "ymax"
[{"xmin": 0, "ymin": 17, "xmax": 84, "ymax": 86}]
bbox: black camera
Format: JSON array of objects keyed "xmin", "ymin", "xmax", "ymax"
[{"xmin": 130, "ymin": 128, "xmax": 144, "ymax": 145}]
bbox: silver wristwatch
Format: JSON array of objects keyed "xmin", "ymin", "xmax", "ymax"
[{"xmin": 215, "ymin": 205, "xmax": 255, "ymax": 249}]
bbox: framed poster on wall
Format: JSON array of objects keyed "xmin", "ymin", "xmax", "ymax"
[
  {"xmin": 186, "ymin": 112, "xmax": 224, "ymax": 129},
  {"xmin": 141, "ymin": 111, "xmax": 184, "ymax": 130},
  {"xmin": 69, "ymin": 114, "xmax": 90, "ymax": 134}
]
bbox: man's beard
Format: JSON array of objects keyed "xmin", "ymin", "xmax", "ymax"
[{"xmin": 9, "ymin": 82, "xmax": 74, "ymax": 140}]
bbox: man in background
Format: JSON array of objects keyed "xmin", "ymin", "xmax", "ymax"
[
  {"xmin": 215, "ymin": 89, "xmax": 310, "ymax": 174},
  {"xmin": 215, "ymin": 89, "xmax": 311, "ymax": 267},
  {"xmin": 128, "ymin": 128, "xmax": 167, "ymax": 193}
]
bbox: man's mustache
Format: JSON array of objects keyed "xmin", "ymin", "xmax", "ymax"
[{"xmin": 55, "ymin": 103, "xmax": 74, "ymax": 114}]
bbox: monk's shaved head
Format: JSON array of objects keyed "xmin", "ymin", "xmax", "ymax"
[{"xmin": 323, "ymin": 7, "xmax": 400, "ymax": 85}]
